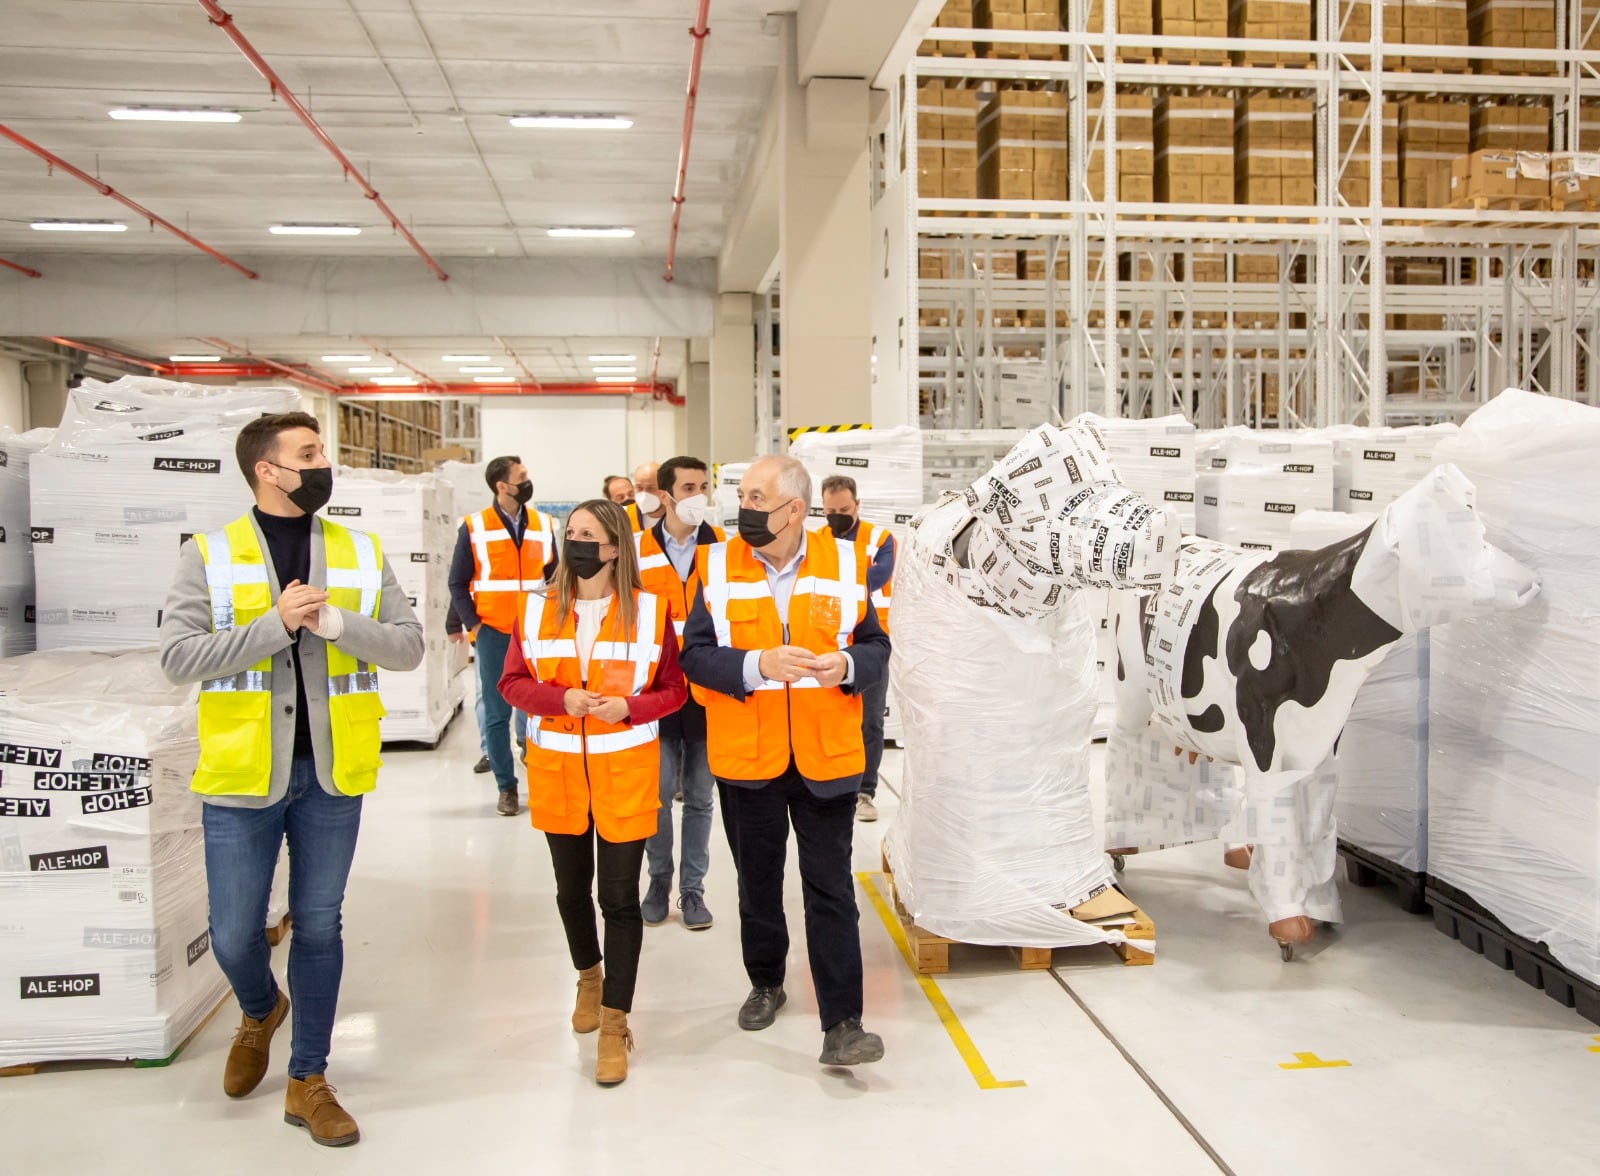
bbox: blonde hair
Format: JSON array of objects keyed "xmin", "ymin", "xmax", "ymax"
[{"xmin": 554, "ymin": 498, "xmax": 642, "ymax": 638}]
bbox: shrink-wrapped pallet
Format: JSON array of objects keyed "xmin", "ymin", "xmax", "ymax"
[
  {"xmin": 0, "ymin": 427, "xmax": 52, "ymax": 656},
  {"xmin": 1194, "ymin": 426, "xmax": 1335, "ymax": 551}
]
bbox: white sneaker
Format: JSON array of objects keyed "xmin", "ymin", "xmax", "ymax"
[{"xmin": 856, "ymin": 794, "xmax": 878, "ymax": 822}]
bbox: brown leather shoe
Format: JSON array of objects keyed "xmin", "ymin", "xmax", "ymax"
[
  {"xmin": 595, "ymin": 1007, "xmax": 633, "ymax": 1086},
  {"xmin": 284, "ymin": 1075, "xmax": 360, "ymax": 1147},
  {"xmin": 572, "ymin": 964, "xmax": 603, "ymax": 1034},
  {"xmin": 222, "ymin": 989, "xmax": 290, "ymax": 1098},
  {"xmin": 496, "ymin": 790, "xmax": 518, "ymax": 817}
]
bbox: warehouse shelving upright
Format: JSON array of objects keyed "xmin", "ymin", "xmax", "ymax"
[
  {"xmin": 898, "ymin": 1, "xmax": 1600, "ymax": 429},
  {"xmin": 756, "ymin": 285, "xmax": 784, "ymax": 454}
]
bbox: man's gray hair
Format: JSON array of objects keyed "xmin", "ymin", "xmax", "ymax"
[{"xmin": 762, "ymin": 454, "xmax": 812, "ymax": 507}]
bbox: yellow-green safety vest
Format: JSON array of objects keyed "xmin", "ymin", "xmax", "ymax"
[{"xmin": 191, "ymin": 514, "xmax": 387, "ymax": 798}]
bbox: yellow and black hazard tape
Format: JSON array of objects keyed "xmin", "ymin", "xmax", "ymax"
[{"xmin": 787, "ymin": 423, "xmax": 872, "ymax": 441}]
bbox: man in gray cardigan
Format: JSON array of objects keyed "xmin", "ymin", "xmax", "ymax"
[{"xmin": 161, "ymin": 411, "xmax": 423, "ymax": 1148}]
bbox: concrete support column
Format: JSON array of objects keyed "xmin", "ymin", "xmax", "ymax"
[
  {"xmin": 685, "ymin": 360, "xmax": 711, "ymax": 459},
  {"xmin": 708, "ymin": 292, "xmax": 757, "ymax": 465},
  {"xmin": 778, "ymin": 19, "xmax": 872, "ymax": 431},
  {"xmin": 22, "ymin": 361, "xmax": 68, "ymax": 432}
]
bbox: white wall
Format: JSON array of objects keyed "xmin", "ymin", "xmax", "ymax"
[
  {"xmin": 625, "ymin": 398, "xmax": 689, "ymax": 469},
  {"xmin": 869, "ymin": 167, "xmax": 911, "ymax": 428},
  {"xmin": 480, "ymin": 396, "xmax": 630, "ymax": 505},
  {"xmin": 0, "ymin": 357, "xmax": 25, "ymax": 432}
]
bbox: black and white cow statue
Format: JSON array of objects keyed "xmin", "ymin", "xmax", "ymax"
[{"xmin": 1109, "ymin": 462, "xmax": 1540, "ymax": 955}]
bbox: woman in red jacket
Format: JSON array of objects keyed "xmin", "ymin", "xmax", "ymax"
[{"xmin": 501, "ymin": 498, "xmax": 686, "ymax": 1086}]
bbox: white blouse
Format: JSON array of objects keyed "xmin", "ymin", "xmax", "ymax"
[{"xmin": 573, "ymin": 596, "xmax": 612, "ymax": 679}]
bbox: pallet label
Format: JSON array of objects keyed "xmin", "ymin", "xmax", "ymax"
[
  {"xmin": 1284, "ymin": 463, "xmax": 1316, "ymax": 474},
  {"xmin": 0, "ymin": 742, "xmax": 60, "ymax": 767},
  {"xmin": 0, "ymin": 796, "xmax": 49, "ymax": 818},
  {"xmin": 20, "ymin": 973, "xmax": 100, "ymax": 999},
  {"xmin": 30, "ymin": 845, "xmax": 109, "ymax": 872},
  {"xmin": 91, "ymin": 754, "xmax": 150, "ymax": 772},
  {"xmin": 1362, "ymin": 449, "xmax": 1397, "ymax": 462},
  {"xmin": 327, "ymin": 505, "xmax": 362, "ymax": 517},
  {"xmin": 1349, "ymin": 489, "xmax": 1374, "ymax": 501},
  {"xmin": 80, "ymin": 787, "xmax": 153, "ymax": 815},
  {"xmin": 84, "ymin": 927, "xmax": 158, "ymax": 949},
  {"xmin": 152, "ymin": 457, "xmax": 222, "ymax": 474},
  {"xmin": 29, "ymin": 526, "xmax": 53, "ymax": 545},
  {"xmin": 34, "ymin": 771, "xmax": 136, "ymax": 792},
  {"xmin": 1165, "ymin": 491, "xmax": 1195, "ymax": 502},
  {"xmin": 141, "ymin": 429, "xmax": 185, "ymax": 442},
  {"xmin": 837, "ymin": 457, "xmax": 870, "ymax": 468},
  {"xmin": 1150, "ymin": 446, "xmax": 1184, "ymax": 458},
  {"xmin": 186, "ymin": 930, "xmax": 211, "ymax": 967},
  {"xmin": 1265, "ymin": 502, "xmax": 1297, "ymax": 514}
]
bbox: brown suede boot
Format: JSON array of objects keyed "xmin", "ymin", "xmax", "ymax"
[
  {"xmin": 595, "ymin": 1007, "xmax": 633, "ymax": 1086},
  {"xmin": 284, "ymin": 1075, "xmax": 360, "ymax": 1147},
  {"xmin": 222, "ymin": 989, "xmax": 290, "ymax": 1098},
  {"xmin": 572, "ymin": 964, "xmax": 603, "ymax": 1034}
]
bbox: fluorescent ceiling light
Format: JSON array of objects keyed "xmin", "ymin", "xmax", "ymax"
[
  {"xmin": 269, "ymin": 224, "xmax": 361, "ymax": 236},
  {"xmin": 593, "ymin": 366, "xmax": 637, "ymax": 375},
  {"xmin": 31, "ymin": 219, "xmax": 126, "ymax": 232},
  {"xmin": 347, "ymin": 366, "xmax": 394, "ymax": 375},
  {"xmin": 458, "ymin": 365, "xmax": 504, "ymax": 374},
  {"xmin": 442, "ymin": 354, "xmax": 490, "ymax": 363},
  {"xmin": 595, "ymin": 375, "xmax": 640, "ymax": 384},
  {"xmin": 321, "ymin": 354, "xmax": 370, "ymax": 363},
  {"xmin": 369, "ymin": 376, "xmax": 417, "ymax": 386},
  {"xmin": 474, "ymin": 376, "xmax": 516, "ymax": 384},
  {"xmin": 509, "ymin": 115, "xmax": 633, "ymax": 130},
  {"xmin": 169, "ymin": 354, "xmax": 221, "ymax": 363},
  {"xmin": 110, "ymin": 107, "xmax": 241, "ymax": 123},
  {"xmin": 547, "ymin": 227, "xmax": 635, "ymax": 239},
  {"xmin": 588, "ymin": 354, "xmax": 636, "ymax": 363}
]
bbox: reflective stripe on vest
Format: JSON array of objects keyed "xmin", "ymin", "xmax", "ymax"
[
  {"xmin": 634, "ymin": 523, "xmax": 723, "ymax": 649},
  {"xmin": 468, "ymin": 508, "xmax": 553, "ymax": 625},
  {"xmin": 192, "ymin": 515, "xmax": 385, "ymax": 799}
]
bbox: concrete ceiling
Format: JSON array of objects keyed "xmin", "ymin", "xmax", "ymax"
[{"xmin": 0, "ymin": 0, "xmax": 800, "ymax": 263}]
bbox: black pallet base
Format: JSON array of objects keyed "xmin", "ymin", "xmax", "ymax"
[
  {"xmin": 1426, "ymin": 877, "xmax": 1600, "ymax": 1028},
  {"xmin": 1338, "ymin": 840, "xmax": 1428, "ymax": 915}
]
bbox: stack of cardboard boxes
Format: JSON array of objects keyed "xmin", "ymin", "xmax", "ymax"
[
  {"xmin": 1156, "ymin": 94, "xmax": 1235, "ymax": 203},
  {"xmin": 978, "ymin": 87, "xmax": 1068, "ymax": 201},
  {"xmin": 1080, "ymin": 0, "xmax": 1157, "ymax": 61},
  {"xmin": 1338, "ymin": 0, "xmax": 1404, "ymax": 68},
  {"xmin": 1086, "ymin": 88, "xmax": 1156, "ymax": 201},
  {"xmin": 1469, "ymin": 0, "xmax": 1557, "ymax": 74},
  {"xmin": 1154, "ymin": 0, "xmax": 1231, "ymax": 63},
  {"xmin": 916, "ymin": 80, "xmax": 980, "ymax": 206},
  {"xmin": 1390, "ymin": 257, "xmax": 1449, "ymax": 331},
  {"xmin": 1552, "ymin": 152, "xmax": 1600, "ymax": 210},
  {"xmin": 1234, "ymin": 95, "xmax": 1315, "ymax": 207},
  {"xmin": 1399, "ymin": 98, "xmax": 1471, "ymax": 207},
  {"xmin": 1432, "ymin": 148, "xmax": 1550, "ymax": 208},
  {"xmin": 1470, "ymin": 102, "xmax": 1550, "ymax": 153},
  {"xmin": 1229, "ymin": 0, "xmax": 1313, "ymax": 64},
  {"xmin": 1402, "ymin": 0, "xmax": 1471, "ymax": 71},
  {"xmin": 923, "ymin": 0, "xmax": 977, "ymax": 55},
  {"xmin": 975, "ymin": 0, "xmax": 1061, "ymax": 59},
  {"xmin": 1338, "ymin": 98, "xmax": 1401, "ymax": 207}
]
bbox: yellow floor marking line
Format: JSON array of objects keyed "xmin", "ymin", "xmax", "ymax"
[
  {"xmin": 1587, "ymin": 1036, "xmax": 1600, "ymax": 1053},
  {"xmin": 1279, "ymin": 1052, "xmax": 1351, "ymax": 1070},
  {"xmin": 856, "ymin": 871, "xmax": 1026, "ymax": 1091}
]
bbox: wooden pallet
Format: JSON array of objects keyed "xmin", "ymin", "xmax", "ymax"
[
  {"xmin": 879, "ymin": 850, "xmax": 1155, "ymax": 974},
  {"xmin": 266, "ymin": 913, "xmax": 293, "ymax": 946},
  {"xmin": 1, "ymin": 993, "xmax": 228, "ymax": 1079}
]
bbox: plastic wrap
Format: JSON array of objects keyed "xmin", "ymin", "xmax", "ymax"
[
  {"xmin": 0, "ymin": 650, "xmax": 230, "ymax": 1067},
  {"xmin": 1081, "ymin": 414, "xmax": 1199, "ymax": 534},
  {"xmin": 1194, "ymin": 426, "xmax": 1335, "ymax": 551},
  {"xmin": 1328, "ymin": 423, "xmax": 1458, "ymax": 514},
  {"xmin": 32, "ymin": 377, "xmax": 300, "ymax": 652},
  {"xmin": 1428, "ymin": 389, "xmax": 1600, "ymax": 983},
  {"xmin": 323, "ymin": 468, "xmax": 465, "ymax": 743},
  {"xmin": 787, "ymin": 426, "xmax": 924, "ymax": 547},
  {"xmin": 712, "ymin": 462, "xmax": 749, "ymax": 529},
  {"xmin": 436, "ymin": 460, "xmax": 489, "ymax": 529},
  {"xmin": 0, "ymin": 427, "xmax": 52, "ymax": 656},
  {"xmin": 1289, "ymin": 510, "xmax": 1429, "ymax": 873}
]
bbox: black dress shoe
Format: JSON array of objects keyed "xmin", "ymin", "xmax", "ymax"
[
  {"xmin": 819, "ymin": 1018, "xmax": 884, "ymax": 1066},
  {"xmin": 737, "ymin": 986, "xmax": 786, "ymax": 1031},
  {"xmin": 496, "ymin": 790, "xmax": 519, "ymax": 817},
  {"xmin": 473, "ymin": 755, "xmax": 491, "ymax": 774}
]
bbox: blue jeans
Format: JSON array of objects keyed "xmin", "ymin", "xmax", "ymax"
[
  {"xmin": 474, "ymin": 688, "xmax": 525, "ymax": 762},
  {"xmin": 643, "ymin": 732, "xmax": 715, "ymax": 897},
  {"xmin": 202, "ymin": 756, "xmax": 363, "ymax": 1080},
  {"xmin": 475, "ymin": 624, "xmax": 524, "ymax": 793},
  {"xmin": 859, "ymin": 676, "xmax": 889, "ymax": 798}
]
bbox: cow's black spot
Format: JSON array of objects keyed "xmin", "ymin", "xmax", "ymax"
[
  {"xmin": 1188, "ymin": 704, "xmax": 1225, "ymax": 733},
  {"xmin": 1223, "ymin": 526, "xmax": 1400, "ymax": 771},
  {"xmin": 1181, "ymin": 592, "xmax": 1221, "ymax": 700}
]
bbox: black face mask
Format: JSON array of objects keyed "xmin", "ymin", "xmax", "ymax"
[
  {"xmin": 505, "ymin": 480, "xmax": 534, "ymax": 506},
  {"xmin": 271, "ymin": 463, "xmax": 333, "ymax": 516},
  {"xmin": 737, "ymin": 500, "xmax": 794, "ymax": 549},
  {"xmin": 564, "ymin": 539, "xmax": 611, "ymax": 581},
  {"xmin": 826, "ymin": 512, "xmax": 856, "ymax": 538}
]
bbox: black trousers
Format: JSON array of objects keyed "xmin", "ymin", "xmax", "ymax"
[
  {"xmin": 545, "ymin": 822, "xmax": 647, "ymax": 1013},
  {"xmin": 721, "ymin": 765, "xmax": 862, "ymax": 1030},
  {"xmin": 859, "ymin": 676, "xmax": 889, "ymax": 797}
]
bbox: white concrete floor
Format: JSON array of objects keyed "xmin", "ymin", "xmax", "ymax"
[{"xmin": 4, "ymin": 711, "xmax": 1599, "ymax": 1175}]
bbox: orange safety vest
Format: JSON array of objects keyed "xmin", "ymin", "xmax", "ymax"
[
  {"xmin": 519, "ymin": 588, "xmax": 667, "ymax": 842},
  {"xmin": 694, "ymin": 535, "xmax": 869, "ymax": 785},
  {"xmin": 855, "ymin": 521, "xmax": 895, "ymax": 636},
  {"xmin": 467, "ymin": 506, "xmax": 555, "ymax": 635},
  {"xmin": 624, "ymin": 502, "xmax": 645, "ymax": 534},
  {"xmin": 635, "ymin": 521, "xmax": 726, "ymax": 648}
]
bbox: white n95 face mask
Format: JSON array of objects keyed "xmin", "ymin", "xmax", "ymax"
[
  {"xmin": 673, "ymin": 493, "xmax": 710, "ymax": 527},
  {"xmin": 634, "ymin": 490, "xmax": 662, "ymax": 516}
]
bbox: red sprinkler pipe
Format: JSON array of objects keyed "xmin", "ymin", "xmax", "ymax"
[
  {"xmin": 198, "ymin": 0, "xmax": 449, "ymax": 283},
  {"xmin": 45, "ymin": 336, "xmax": 170, "ymax": 372},
  {"xmin": 200, "ymin": 338, "xmax": 347, "ymax": 395},
  {"xmin": 665, "ymin": 0, "xmax": 712, "ymax": 284},
  {"xmin": 0, "ymin": 123, "xmax": 258, "ymax": 279},
  {"xmin": 333, "ymin": 382, "xmax": 674, "ymax": 398},
  {"xmin": 0, "ymin": 257, "xmax": 41, "ymax": 279}
]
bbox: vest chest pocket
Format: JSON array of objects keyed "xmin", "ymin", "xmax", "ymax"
[
  {"xmin": 808, "ymin": 592, "xmax": 842, "ymax": 637},
  {"xmin": 595, "ymin": 658, "xmax": 636, "ymax": 698}
]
